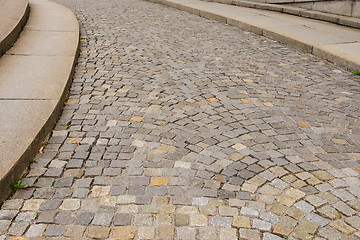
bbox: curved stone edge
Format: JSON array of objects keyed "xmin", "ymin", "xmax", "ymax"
[
  {"xmin": 0, "ymin": 0, "xmax": 30, "ymax": 57},
  {"xmin": 145, "ymin": 0, "xmax": 360, "ymax": 71},
  {"xmin": 203, "ymin": 0, "xmax": 360, "ymax": 29},
  {"xmin": 0, "ymin": 0, "xmax": 80, "ymax": 204}
]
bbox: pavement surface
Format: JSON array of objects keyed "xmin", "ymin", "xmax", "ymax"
[
  {"xmin": 1, "ymin": 0, "xmax": 360, "ymax": 239},
  {"xmin": 148, "ymin": 0, "xmax": 360, "ymax": 71}
]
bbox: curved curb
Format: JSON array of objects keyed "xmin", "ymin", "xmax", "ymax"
[
  {"xmin": 0, "ymin": 0, "xmax": 30, "ymax": 57},
  {"xmin": 146, "ymin": 0, "xmax": 360, "ymax": 71},
  {"xmin": 0, "ymin": 0, "xmax": 79, "ymax": 204},
  {"xmin": 204, "ymin": 0, "xmax": 360, "ymax": 29}
]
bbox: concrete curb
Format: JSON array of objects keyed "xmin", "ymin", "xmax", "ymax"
[
  {"xmin": 204, "ymin": 0, "xmax": 360, "ymax": 29},
  {"xmin": 0, "ymin": 0, "xmax": 79, "ymax": 204},
  {"xmin": 146, "ymin": 0, "xmax": 360, "ymax": 71},
  {"xmin": 0, "ymin": 0, "xmax": 30, "ymax": 57}
]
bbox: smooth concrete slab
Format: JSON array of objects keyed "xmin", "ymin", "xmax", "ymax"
[
  {"xmin": 7, "ymin": 30, "xmax": 78, "ymax": 56},
  {"xmin": 229, "ymin": 13, "xmax": 300, "ymax": 29},
  {"xmin": 313, "ymin": 42, "xmax": 360, "ymax": 70},
  {"xmin": 0, "ymin": 18, "xmax": 18, "ymax": 41},
  {"xmin": 25, "ymin": 7, "xmax": 78, "ymax": 31},
  {"xmin": 0, "ymin": 0, "xmax": 27, "ymax": 8},
  {"xmin": 264, "ymin": 25, "xmax": 356, "ymax": 46},
  {"xmin": 0, "ymin": 5, "xmax": 28, "ymax": 20},
  {"xmin": 0, "ymin": 99, "xmax": 57, "ymax": 181},
  {"xmin": 206, "ymin": 0, "xmax": 360, "ymax": 30},
  {"xmin": 0, "ymin": 55, "xmax": 74, "ymax": 99}
]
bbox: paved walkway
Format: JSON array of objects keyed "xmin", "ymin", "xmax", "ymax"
[{"xmin": 1, "ymin": 0, "xmax": 360, "ymax": 239}]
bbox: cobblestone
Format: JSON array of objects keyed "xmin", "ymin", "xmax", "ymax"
[{"xmin": 1, "ymin": 0, "xmax": 360, "ymax": 238}]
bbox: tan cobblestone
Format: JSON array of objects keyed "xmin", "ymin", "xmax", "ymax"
[
  {"xmin": 112, "ymin": 226, "xmax": 136, "ymax": 239},
  {"xmin": 88, "ymin": 226, "xmax": 110, "ymax": 239},
  {"xmin": 232, "ymin": 215, "xmax": 251, "ymax": 228}
]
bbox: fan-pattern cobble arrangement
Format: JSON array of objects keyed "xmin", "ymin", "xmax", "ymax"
[{"xmin": 1, "ymin": 0, "xmax": 360, "ymax": 239}]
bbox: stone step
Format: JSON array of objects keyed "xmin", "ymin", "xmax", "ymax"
[
  {"xmin": 0, "ymin": 0, "xmax": 29, "ymax": 56},
  {"xmin": 0, "ymin": 0, "xmax": 79, "ymax": 204},
  {"xmin": 205, "ymin": 0, "xmax": 360, "ymax": 29}
]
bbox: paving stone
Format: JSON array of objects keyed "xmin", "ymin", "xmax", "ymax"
[
  {"xmin": 138, "ymin": 226, "xmax": 156, "ymax": 239},
  {"xmin": 239, "ymin": 228, "xmax": 261, "ymax": 240},
  {"xmin": 87, "ymin": 226, "xmax": 110, "ymax": 239},
  {"xmin": 158, "ymin": 226, "xmax": 175, "ymax": 240},
  {"xmin": 294, "ymin": 200, "xmax": 315, "ymax": 213},
  {"xmin": 36, "ymin": 210, "xmax": 57, "ymax": 224},
  {"xmin": 198, "ymin": 226, "xmax": 218, "ymax": 240},
  {"xmin": 210, "ymin": 216, "xmax": 232, "ymax": 228},
  {"xmin": 24, "ymin": 224, "xmax": 45, "ymax": 237},
  {"xmin": 113, "ymin": 213, "xmax": 133, "ymax": 226},
  {"xmin": 332, "ymin": 201, "xmax": 357, "ymax": 217},
  {"xmin": 240, "ymin": 207, "xmax": 259, "ymax": 218},
  {"xmin": 252, "ymin": 218, "xmax": 272, "ymax": 231},
  {"xmin": 15, "ymin": 212, "xmax": 37, "ymax": 222},
  {"xmin": 280, "ymin": 216, "xmax": 298, "ymax": 229},
  {"xmin": 296, "ymin": 219, "xmax": 319, "ymax": 234},
  {"xmin": 190, "ymin": 214, "xmax": 208, "ymax": 226},
  {"xmin": 305, "ymin": 213, "xmax": 330, "ymax": 228},
  {"xmin": 260, "ymin": 212, "xmax": 279, "ymax": 225},
  {"xmin": 92, "ymin": 213, "xmax": 113, "ymax": 226},
  {"xmin": 175, "ymin": 214, "xmax": 189, "ymax": 227},
  {"xmin": 317, "ymin": 192, "xmax": 340, "ymax": 204},
  {"xmin": 7, "ymin": 221, "xmax": 29, "ymax": 235},
  {"xmin": 220, "ymin": 228, "xmax": 237, "ymax": 240},
  {"xmin": 134, "ymin": 214, "xmax": 153, "ymax": 226},
  {"xmin": 305, "ymin": 195, "xmax": 327, "ymax": 207},
  {"xmin": 330, "ymin": 220, "xmax": 357, "ymax": 235},
  {"xmin": 75, "ymin": 212, "xmax": 95, "ymax": 225},
  {"xmin": 176, "ymin": 226, "xmax": 196, "ymax": 240},
  {"xmin": 318, "ymin": 225, "xmax": 343, "ymax": 239},
  {"xmin": 345, "ymin": 216, "xmax": 360, "ymax": 229},
  {"xmin": 2, "ymin": 200, "xmax": 24, "ymax": 210},
  {"xmin": 44, "ymin": 225, "xmax": 66, "ymax": 237},
  {"xmin": 332, "ymin": 189, "xmax": 355, "ymax": 201},
  {"xmin": 317, "ymin": 205, "xmax": 341, "ymax": 220},
  {"xmin": 59, "ymin": 199, "xmax": 80, "ymax": 211},
  {"xmin": 64, "ymin": 225, "xmax": 86, "ymax": 238},
  {"xmin": 273, "ymin": 224, "xmax": 293, "ymax": 236},
  {"xmin": 22, "ymin": 199, "xmax": 44, "ymax": 211},
  {"xmin": 270, "ymin": 203, "xmax": 288, "ymax": 216},
  {"xmin": 312, "ymin": 170, "xmax": 334, "ymax": 181},
  {"xmin": 40, "ymin": 200, "xmax": 62, "ymax": 211},
  {"xmin": 263, "ymin": 232, "xmax": 283, "ymax": 240},
  {"xmin": 286, "ymin": 207, "xmax": 305, "ymax": 220}
]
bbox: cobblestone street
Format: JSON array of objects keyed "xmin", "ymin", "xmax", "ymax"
[{"xmin": 1, "ymin": 0, "xmax": 360, "ymax": 238}]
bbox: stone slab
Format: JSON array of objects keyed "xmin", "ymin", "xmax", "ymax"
[
  {"xmin": 0, "ymin": 18, "xmax": 18, "ymax": 42},
  {"xmin": 0, "ymin": 55, "xmax": 74, "ymax": 100},
  {"xmin": 206, "ymin": 0, "xmax": 360, "ymax": 30},
  {"xmin": 7, "ymin": 30, "xmax": 78, "ymax": 56},
  {"xmin": 263, "ymin": 24, "xmax": 355, "ymax": 51},
  {"xmin": 313, "ymin": 42, "xmax": 360, "ymax": 71},
  {"xmin": 0, "ymin": 0, "xmax": 29, "ymax": 56},
  {"xmin": 25, "ymin": 6, "xmax": 78, "ymax": 32}
]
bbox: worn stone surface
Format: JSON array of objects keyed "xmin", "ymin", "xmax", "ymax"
[{"xmin": 1, "ymin": 0, "xmax": 360, "ymax": 238}]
